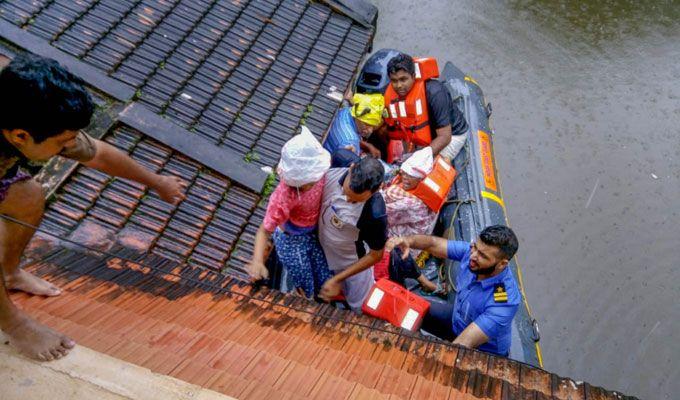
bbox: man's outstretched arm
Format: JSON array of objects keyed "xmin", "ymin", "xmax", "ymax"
[
  {"xmin": 83, "ymin": 139, "xmax": 186, "ymax": 204},
  {"xmin": 385, "ymin": 235, "xmax": 449, "ymax": 259}
]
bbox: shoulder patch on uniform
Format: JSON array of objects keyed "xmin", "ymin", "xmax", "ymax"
[{"xmin": 493, "ymin": 283, "xmax": 508, "ymax": 303}]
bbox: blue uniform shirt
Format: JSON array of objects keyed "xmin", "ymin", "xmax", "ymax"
[
  {"xmin": 447, "ymin": 241, "xmax": 521, "ymax": 356},
  {"xmin": 323, "ymin": 107, "xmax": 360, "ymax": 155}
]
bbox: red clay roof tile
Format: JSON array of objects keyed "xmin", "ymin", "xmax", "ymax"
[
  {"xmin": 552, "ymin": 376, "xmax": 585, "ymax": 400},
  {"xmin": 312, "ymin": 372, "xmax": 356, "ymax": 400},
  {"xmin": 12, "ymin": 243, "xmax": 636, "ymax": 400},
  {"xmin": 520, "ymin": 363, "xmax": 553, "ymax": 396},
  {"xmin": 206, "ymin": 370, "xmax": 252, "ymax": 398},
  {"xmin": 253, "ymin": 356, "xmax": 294, "ymax": 389},
  {"xmin": 410, "ymin": 374, "xmax": 449, "ymax": 400}
]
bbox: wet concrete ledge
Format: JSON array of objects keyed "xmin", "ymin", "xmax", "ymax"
[{"xmin": 0, "ymin": 333, "xmax": 234, "ymax": 400}]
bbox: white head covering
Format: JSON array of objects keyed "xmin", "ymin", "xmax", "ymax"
[
  {"xmin": 277, "ymin": 126, "xmax": 331, "ymax": 187},
  {"xmin": 400, "ymin": 147, "xmax": 434, "ymax": 179}
]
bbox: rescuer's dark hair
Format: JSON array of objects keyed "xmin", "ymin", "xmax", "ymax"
[
  {"xmin": 0, "ymin": 53, "xmax": 94, "ymax": 143},
  {"xmin": 349, "ymin": 156, "xmax": 384, "ymax": 194},
  {"xmin": 479, "ymin": 225, "xmax": 519, "ymax": 260},
  {"xmin": 387, "ymin": 53, "xmax": 415, "ymax": 76}
]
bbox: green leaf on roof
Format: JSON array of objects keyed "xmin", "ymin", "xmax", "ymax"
[
  {"xmin": 244, "ymin": 151, "xmax": 260, "ymax": 163},
  {"xmin": 259, "ymin": 172, "xmax": 277, "ymax": 205}
]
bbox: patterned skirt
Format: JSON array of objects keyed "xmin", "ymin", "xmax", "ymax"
[{"xmin": 273, "ymin": 229, "xmax": 333, "ymax": 298}]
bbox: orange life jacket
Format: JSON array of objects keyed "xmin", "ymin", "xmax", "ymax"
[
  {"xmin": 384, "ymin": 57, "xmax": 440, "ymax": 147},
  {"xmin": 392, "ymin": 156, "xmax": 457, "ymax": 212}
]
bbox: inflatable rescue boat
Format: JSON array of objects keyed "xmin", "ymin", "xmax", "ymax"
[
  {"xmin": 267, "ymin": 49, "xmax": 542, "ymax": 367},
  {"xmin": 354, "ymin": 49, "xmax": 543, "ymax": 367}
]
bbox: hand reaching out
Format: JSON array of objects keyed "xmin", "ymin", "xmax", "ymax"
[
  {"xmin": 154, "ymin": 175, "xmax": 187, "ymax": 205},
  {"xmin": 247, "ymin": 261, "xmax": 269, "ymax": 282},
  {"xmin": 385, "ymin": 236, "xmax": 412, "ymax": 260}
]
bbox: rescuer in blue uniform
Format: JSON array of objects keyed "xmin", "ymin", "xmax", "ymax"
[{"xmin": 385, "ymin": 225, "xmax": 521, "ymax": 356}]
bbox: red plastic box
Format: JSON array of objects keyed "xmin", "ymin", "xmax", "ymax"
[{"xmin": 362, "ymin": 279, "xmax": 431, "ymax": 331}]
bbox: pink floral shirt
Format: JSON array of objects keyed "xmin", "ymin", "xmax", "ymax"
[{"xmin": 262, "ymin": 176, "xmax": 326, "ymax": 232}]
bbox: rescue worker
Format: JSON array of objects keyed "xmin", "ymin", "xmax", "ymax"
[
  {"xmin": 317, "ymin": 151, "xmax": 386, "ymax": 311},
  {"xmin": 0, "ymin": 54, "xmax": 186, "ymax": 361},
  {"xmin": 384, "ymin": 53, "xmax": 468, "ymax": 161},
  {"xmin": 385, "ymin": 225, "xmax": 520, "ymax": 357},
  {"xmin": 323, "ymin": 93, "xmax": 384, "ymax": 158}
]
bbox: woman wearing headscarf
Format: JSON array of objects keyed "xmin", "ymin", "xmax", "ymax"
[
  {"xmin": 379, "ymin": 147, "xmax": 441, "ymax": 293},
  {"xmin": 323, "ymin": 93, "xmax": 385, "ymax": 158},
  {"xmin": 384, "ymin": 148, "xmax": 439, "ymax": 239},
  {"xmin": 247, "ymin": 127, "xmax": 333, "ymax": 298}
]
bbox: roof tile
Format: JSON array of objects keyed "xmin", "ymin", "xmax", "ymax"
[
  {"xmin": 10, "ymin": 245, "xmax": 636, "ymax": 399},
  {"xmin": 551, "ymin": 375, "xmax": 585, "ymax": 400},
  {"xmin": 206, "ymin": 370, "xmax": 253, "ymax": 399},
  {"xmin": 520, "ymin": 363, "xmax": 554, "ymax": 397}
]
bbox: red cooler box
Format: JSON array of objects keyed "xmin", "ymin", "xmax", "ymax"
[{"xmin": 362, "ymin": 279, "xmax": 430, "ymax": 331}]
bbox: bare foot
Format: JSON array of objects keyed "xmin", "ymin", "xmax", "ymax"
[
  {"xmin": 2, "ymin": 311, "xmax": 76, "ymax": 361},
  {"xmin": 5, "ymin": 269, "xmax": 61, "ymax": 296}
]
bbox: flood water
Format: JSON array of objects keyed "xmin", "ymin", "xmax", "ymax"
[{"xmin": 370, "ymin": 1, "xmax": 679, "ymax": 398}]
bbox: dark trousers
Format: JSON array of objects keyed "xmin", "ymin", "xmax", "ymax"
[{"xmin": 421, "ymin": 301, "xmax": 456, "ymax": 342}]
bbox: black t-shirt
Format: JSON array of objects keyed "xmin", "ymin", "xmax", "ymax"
[
  {"xmin": 425, "ymin": 79, "xmax": 468, "ymax": 136},
  {"xmin": 356, "ymin": 192, "xmax": 387, "ymax": 255}
]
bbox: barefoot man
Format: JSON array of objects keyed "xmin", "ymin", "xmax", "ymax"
[{"xmin": 0, "ymin": 54, "xmax": 186, "ymax": 361}]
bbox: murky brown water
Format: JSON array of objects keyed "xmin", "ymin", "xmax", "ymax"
[{"xmin": 371, "ymin": 1, "xmax": 679, "ymax": 398}]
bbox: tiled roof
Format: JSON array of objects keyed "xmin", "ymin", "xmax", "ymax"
[
  {"xmin": 0, "ymin": 0, "xmax": 372, "ymax": 166},
  {"xmin": 13, "ymin": 241, "xmax": 630, "ymax": 400},
  {"xmin": 41, "ymin": 124, "xmax": 264, "ymax": 275},
  {"xmin": 0, "ymin": 0, "xmax": 374, "ymax": 274}
]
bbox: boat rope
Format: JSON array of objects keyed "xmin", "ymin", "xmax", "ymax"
[
  {"xmin": 0, "ymin": 212, "xmax": 453, "ymax": 345},
  {"xmin": 440, "ymin": 197, "xmax": 475, "ymax": 290}
]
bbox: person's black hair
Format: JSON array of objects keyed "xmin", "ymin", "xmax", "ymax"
[
  {"xmin": 349, "ymin": 156, "xmax": 384, "ymax": 194},
  {"xmin": 387, "ymin": 53, "xmax": 415, "ymax": 76},
  {"xmin": 479, "ymin": 225, "xmax": 519, "ymax": 260},
  {"xmin": 0, "ymin": 53, "xmax": 94, "ymax": 143}
]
